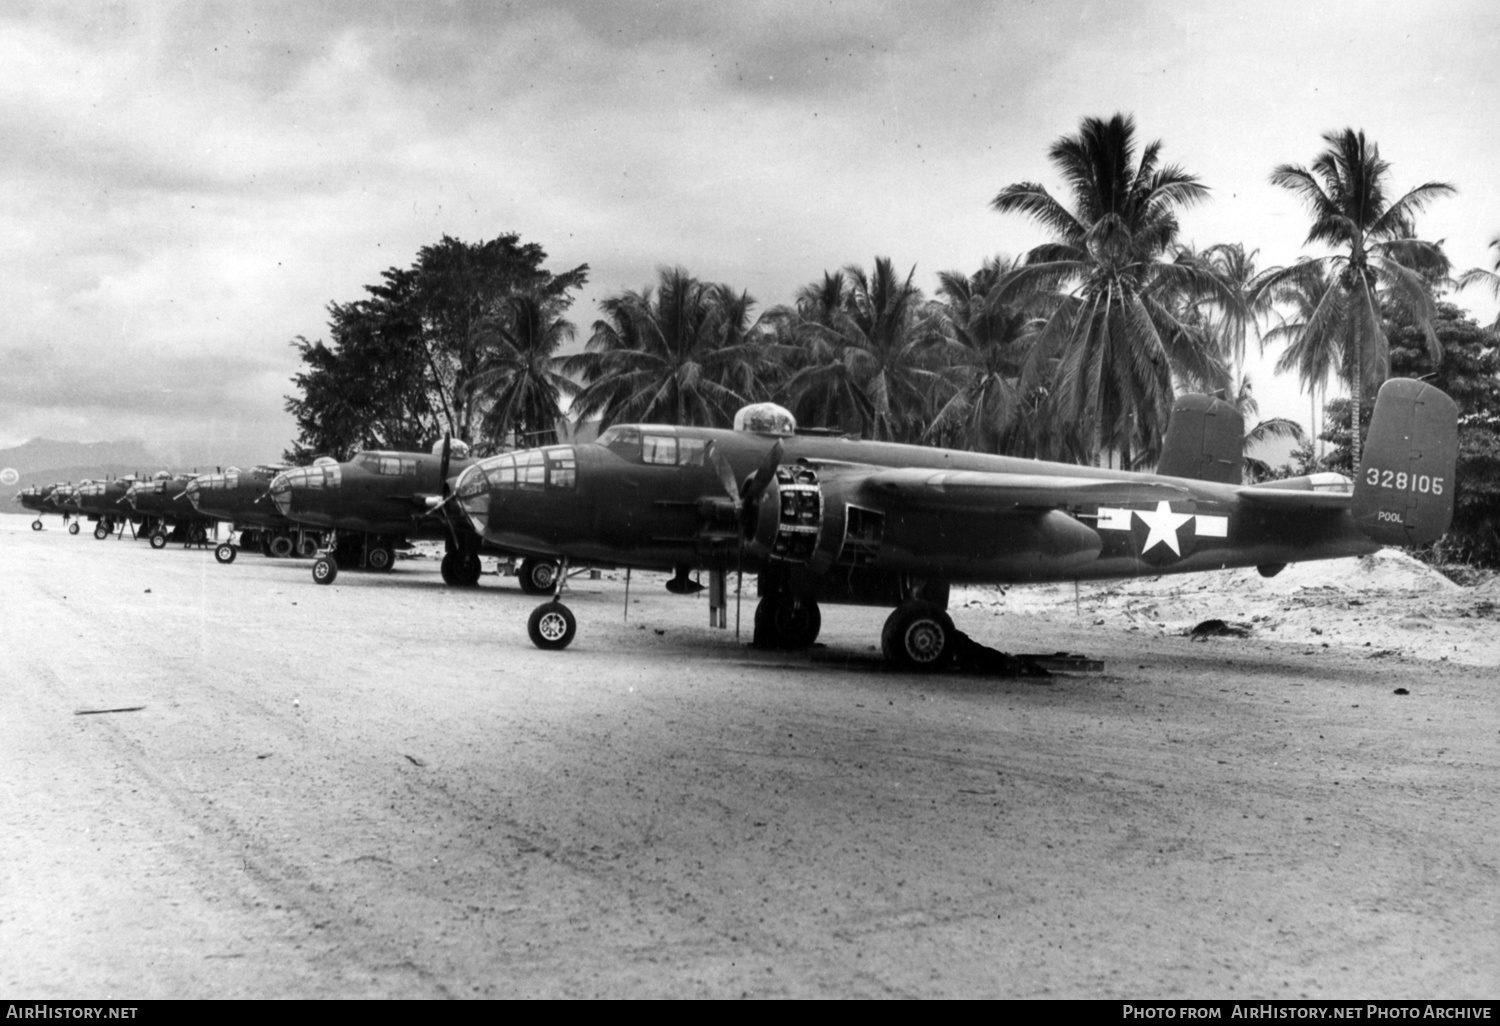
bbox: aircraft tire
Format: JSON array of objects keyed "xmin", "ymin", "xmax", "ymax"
[
  {"xmin": 269, "ymin": 534, "xmax": 295, "ymax": 559},
  {"xmin": 215, "ymin": 543, "xmax": 237, "ymax": 565},
  {"xmin": 528, "ymin": 601, "xmax": 577, "ymax": 650},
  {"xmin": 296, "ymin": 535, "xmax": 319, "ymax": 558},
  {"xmin": 31, "ymin": 520, "xmax": 42, "ymax": 531},
  {"xmin": 518, "ymin": 558, "xmax": 558, "ymax": 595},
  {"xmin": 881, "ymin": 603, "xmax": 955, "ymax": 671},
  {"xmin": 149, "ymin": 531, "xmax": 168, "ymax": 550},
  {"xmin": 367, "ymin": 541, "xmax": 395, "ymax": 572},
  {"xmin": 753, "ymin": 596, "xmax": 822, "ymax": 649},
  {"xmin": 312, "ymin": 556, "xmax": 338, "ymax": 585},
  {"xmin": 442, "ymin": 551, "xmax": 481, "ymax": 587},
  {"xmin": 93, "ymin": 524, "xmax": 109, "ymax": 540},
  {"xmin": 459, "ymin": 551, "xmax": 483, "ymax": 585},
  {"xmin": 69, "ymin": 522, "xmax": 81, "ymax": 535}
]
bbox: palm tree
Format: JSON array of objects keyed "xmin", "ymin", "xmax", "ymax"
[
  {"xmin": 1455, "ymin": 235, "xmax": 1500, "ymax": 331},
  {"xmin": 1230, "ymin": 375, "xmax": 1305, "ymax": 482},
  {"xmin": 1262, "ymin": 260, "xmax": 1340, "ymax": 459},
  {"xmin": 779, "ymin": 258, "xmax": 947, "ymax": 442},
  {"xmin": 924, "ymin": 257, "xmax": 1037, "ymax": 452},
  {"xmin": 468, "ymin": 293, "xmax": 577, "ymax": 450},
  {"xmin": 1256, "ymin": 128, "xmax": 1453, "ymax": 464},
  {"xmin": 992, "ymin": 113, "xmax": 1236, "ymax": 469},
  {"xmin": 565, "ymin": 267, "xmax": 767, "ymax": 428}
]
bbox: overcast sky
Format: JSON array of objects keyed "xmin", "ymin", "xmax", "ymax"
[{"xmin": 2, "ymin": 0, "xmax": 1497, "ymax": 465}]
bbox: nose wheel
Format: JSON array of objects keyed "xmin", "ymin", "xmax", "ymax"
[
  {"xmin": 312, "ymin": 554, "xmax": 338, "ymax": 585},
  {"xmin": 527, "ymin": 602, "xmax": 577, "ymax": 649}
]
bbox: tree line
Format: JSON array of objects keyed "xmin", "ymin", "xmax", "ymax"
[{"xmin": 285, "ymin": 113, "xmax": 1500, "ymax": 563}]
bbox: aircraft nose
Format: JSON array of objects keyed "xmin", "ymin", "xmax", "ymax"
[
  {"xmin": 268, "ymin": 471, "xmax": 293, "ymax": 516},
  {"xmin": 453, "ymin": 464, "xmax": 491, "ymax": 531}
]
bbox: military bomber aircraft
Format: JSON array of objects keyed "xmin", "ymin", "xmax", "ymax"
[{"xmin": 453, "ymin": 379, "xmax": 1459, "ymax": 670}]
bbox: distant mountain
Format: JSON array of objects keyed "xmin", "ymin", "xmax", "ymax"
[
  {"xmin": 1, "ymin": 439, "xmax": 168, "ymax": 512},
  {"xmin": 0, "ymin": 437, "xmax": 161, "ymax": 476}
]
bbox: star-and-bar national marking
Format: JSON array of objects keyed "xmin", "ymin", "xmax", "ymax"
[{"xmin": 1098, "ymin": 501, "xmax": 1229, "ymax": 558}]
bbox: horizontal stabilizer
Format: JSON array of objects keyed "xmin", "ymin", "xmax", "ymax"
[{"xmin": 1351, "ymin": 378, "xmax": 1459, "ymax": 546}]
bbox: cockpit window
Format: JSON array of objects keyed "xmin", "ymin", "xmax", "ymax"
[
  {"xmin": 353, "ymin": 453, "xmax": 418, "ymax": 476},
  {"xmin": 603, "ymin": 428, "xmax": 706, "ymax": 467},
  {"xmin": 473, "ymin": 447, "xmax": 577, "ymax": 492},
  {"xmin": 599, "ymin": 425, "xmax": 641, "ymax": 460},
  {"xmin": 642, "ymin": 434, "xmax": 677, "ymax": 466}
]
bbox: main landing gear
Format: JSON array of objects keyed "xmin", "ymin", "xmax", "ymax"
[
  {"xmin": 31, "ymin": 518, "xmax": 43, "ymax": 531},
  {"xmin": 68, "ymin": 521, "xmax": 81, "ymax": 535},
  {"xmin": 752, "ymin": 594, "xmax": 822, "ymax": 649},
  {"xmin": 310, "ymin": 533, "xmax": 399, "ymax": 585},
  {"xmin": 517, "ymin": 557, "xmax": 559, "ymax": 595},
  {"xmin": 440, "ymin": 548, "xmax": 483, "ymax": 587},
  {"xmin": 880, "ymin": 602, "xmax": 956, "ymax": 671},
  {"xmin": 215, "ymin": 542, "xmax": 237, "ymax": 564}
]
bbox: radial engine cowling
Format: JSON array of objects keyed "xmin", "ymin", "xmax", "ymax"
[{"xmin": 748, "ymin": 464, "xmax": 878, "ymax": 570}]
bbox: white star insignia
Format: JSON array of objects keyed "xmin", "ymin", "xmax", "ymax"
[{"xmin": 1135, "ymin": 501, "xmax": 1194, "ymax": 556}]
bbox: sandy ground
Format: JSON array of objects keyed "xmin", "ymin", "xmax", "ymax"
[{"xmin": 1, "ymin": 511, "xmax": 1496, "ymax": 999}]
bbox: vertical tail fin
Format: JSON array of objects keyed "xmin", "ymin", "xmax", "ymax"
[
  {"xmin": 1351, "ymin": 379, "xmax": 1459, "ymax": 546},
  {"xmin": 1157, "ymin": 393, "xmax": 1244, "ymax": 484}
]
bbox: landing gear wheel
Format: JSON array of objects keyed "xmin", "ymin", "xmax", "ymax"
[
  {"xmin": 296, "ymin": 535, "xmax": 318, "ymax": 558},
  {"xmin": 149, "ymin": 531, "xmax": 168, "ymax": 549},
  {"xmin": 881, "ymin": 603, "xmax": 956, "ymax": 671},
  {"xmin": 31, "ymin": 520, "xmax": 42, "ymax": 531},
  {"xmin": 753, "ymin": 596, "xmax": 822, "ymax": 649},
  {"xmin": 215, "ymin": 543, "xmax": 237, "ymax": 564},
  {"xmin": 367, "ymin": 542, "xmax": 395, "ymax": 572},
  {"xmin": 269, "ymin": 534, "xmax": 294, "ymax": 558},
  {"xmin": 93, "ymin": 524, "xmax": 109, "ymax": 540},
  {"xmin": 528, "ymin": 601, "xmax": 577, "ymax": 650},
  {"xmin": 69, "ymin": 522, "xmax": 81, "ymax": 535},
  {"xmin": 518, "ymin": 557, "xmax": 559, "ymax": 595},
  {"xmin": 442, "ymin": 551, "xmax": 482, "ymax": 587},
  {"xmin": 312, "ymin": 555, "xmax": 338, "ymax": 585}
]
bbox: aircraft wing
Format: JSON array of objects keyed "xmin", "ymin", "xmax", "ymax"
[{"xmin": 851, "ymin": 469, "xmax": 1193, "ymax": 512}]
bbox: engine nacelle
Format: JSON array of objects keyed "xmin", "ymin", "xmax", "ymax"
[{"xmin": 749, "ymin": 464, "xmax": 882, "ymax": 571}]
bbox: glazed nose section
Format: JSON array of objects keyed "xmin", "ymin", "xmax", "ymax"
[
  {"xmin": 454, "ymin": 463, "xmax": 490, "ymax": 532},
  {"xmin": 269, "ymin": 461, "xmax": 343, "ymax": 517},
  {"xmin": 268, "ymin": 470, "xmax": 295, "ymax": 517}
]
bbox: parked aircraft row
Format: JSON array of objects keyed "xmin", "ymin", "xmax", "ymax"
[{"xmin": 16, "ymin": 379, "xmax": 1460, "ymax": 671}]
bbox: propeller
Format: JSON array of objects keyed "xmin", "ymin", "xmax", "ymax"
[{"xmin": 704, "ymin": 439, "xmax": 787, "ymax": 638}]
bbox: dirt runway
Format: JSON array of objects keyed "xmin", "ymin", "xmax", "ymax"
[{"xmin": 1, "ymin": 514, "xmax": 1495, "ymax": 998}]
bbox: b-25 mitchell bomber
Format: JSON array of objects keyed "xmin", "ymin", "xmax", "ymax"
[
  {"xmin": 453, "ymin": 379, "xmax": 1459, "ymax": 670},
  {"xmin": 185, "ymin": 464, "xmax": 325, "ymax": 564},
  {"xmin": 70, "ymin": 476, "xmax": 149, "ymax": 539},
  {"xmin": 268, "ymin": 439, "xmax": 539, "ymax": 588},
  {"xmin": 125, "ymin": 472, "xmax": 218, "ymax": 549},
  {"xmin": 15, "ymin": 482, "xmax": 74, "ymax": 531}
]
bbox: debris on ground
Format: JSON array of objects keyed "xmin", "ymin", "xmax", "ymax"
[{"xmin": 1188, "ymin": 619, "xmax": 1253, "ymax": 639}]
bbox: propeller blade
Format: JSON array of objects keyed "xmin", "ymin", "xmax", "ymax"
[
  {"xmin": 706, "ymin": 441, "xmax": 740, "ymax": 502},
  {"xmin": 439, "ymin": 436, "xmax": 452, "ymax": 496},
  {"xmin": 747, "ymin": 440, "xmax": 784, "ymax": 504}
]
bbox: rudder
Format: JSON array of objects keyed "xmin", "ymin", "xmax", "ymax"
[{"xmin": 1352, "ymin": 378, "xmax": 1459, "ymax": 547}]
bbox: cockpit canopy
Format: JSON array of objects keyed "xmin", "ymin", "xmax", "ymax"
[
  {"xmin": 430, "ymin": 438, "xmax": 472, "ymax": 459},
  {"xmin": 733, "ymin": 402, "xmax": 796, "ymax": 437}
]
